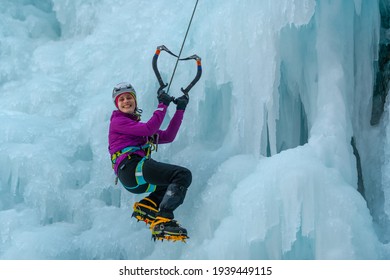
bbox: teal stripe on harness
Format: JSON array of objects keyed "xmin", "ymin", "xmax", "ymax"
[
  {"xmin": 113, "ymin": 142, "xmax": 156, "ymax": 192},
  {"xmin": 123, "ymin": 183, "xmax": 156, "ymax": 193},
  {"xmin": 135, "ymin": 157, "xmax": 147, "ymax": 185},
  {"xmin": 135, "ymin": 157, "xmax": 156, "ymax": 192},
  {"xmin": 121, "ymin": 156, "xmax": 156, "ymax": 193}
]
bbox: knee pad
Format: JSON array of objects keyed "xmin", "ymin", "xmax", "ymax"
[{"xmin": 159, "ymin": 184, "xmax": 188, "ymax": 211}]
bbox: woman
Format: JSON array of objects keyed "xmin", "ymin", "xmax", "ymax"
[{"xmin": 108, "ymin": 82, "xmax": 191, "ymax": 241}]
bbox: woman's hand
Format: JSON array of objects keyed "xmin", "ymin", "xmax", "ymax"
[
  {"xmin": 157, "ymin": 89, "xmax": 173, "ymax": 106},
  {"xmin": 176, "ymin": 95, "xmax": 189, "ymax": 110}
]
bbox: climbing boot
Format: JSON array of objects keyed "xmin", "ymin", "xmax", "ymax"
[
  {"xmin": 150, "ymin": 216, "xmax": 188, "ymax": 242},
  {"xmin": 131, "ymin": 198, "xmax": 158, "ymax": 225}
]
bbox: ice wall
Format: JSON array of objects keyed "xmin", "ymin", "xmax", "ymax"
[{"xmin": 0, "ymin": 0, "xmax": 388, "ymax": 259}]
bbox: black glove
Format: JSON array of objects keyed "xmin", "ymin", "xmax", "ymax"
[
  {"xmin": 176, "ymin": 94, "xmax": 189, "ymax": 110},
  {"xmin": 157, "ymin": 89, "xmax": 172, "ymax": 106}
]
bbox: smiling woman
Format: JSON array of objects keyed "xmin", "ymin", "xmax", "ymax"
[
  {"xmin": 112, "ymin": 82, "xmax": 139, "ymax": 116},
  {"xmin": 0, "ymin": 0, "xmax": 388, "ymax": 260},
  {"xmin": 108, "ymin": 81, "xmax": 192, "ymax": 242},
  {"xmin": 117, "ymin": 93, "xmax": 136, "ymax": 114}
]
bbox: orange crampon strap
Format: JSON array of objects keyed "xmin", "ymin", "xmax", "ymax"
[
  {"xmin": 133, "ymin": 201, "xmax": 158, "ymax": 213},
  {"xmin": 149, "ymin": 216, "xmax": 171, "ymax": 229},
  {"xmin": 132, "ymin": 199, "xmax": 158, "ymax": 224},
  {"xmin": 141, "ymin": 197, "xmax": 158, "ymax": 208}
]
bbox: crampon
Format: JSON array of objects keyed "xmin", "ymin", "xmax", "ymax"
[
  {"xmin": 152, "ymin": 232, "xmax": 189, "ymax": 243},
  {"xmin": 131, "ymin": 199, "xmax": 158, "ymax": 225},
  {"xmin": 150, "ymin": 217, "xmax": 189, "ymax": 243}
]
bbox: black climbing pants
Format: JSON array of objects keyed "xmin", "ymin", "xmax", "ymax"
[{"xmin": 117, "ymin": 155, "xmax": 192, "ymax": 219}]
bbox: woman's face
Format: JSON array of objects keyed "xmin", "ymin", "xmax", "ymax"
[{"xmin": 117, "ymin": 93, "xmax": 136, "ymax": 114}]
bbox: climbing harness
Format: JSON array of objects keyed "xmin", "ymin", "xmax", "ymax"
[
  {"xmin": 111, "ymin": 136, "xmax": 158, "ymax": 191},
  {"xmin": 152, "ymin": 0, "xmax": 202, "ymax": 100},
  {"xmin": 110, "ymin": 142, "xmax": 153, "ymax": 168}
]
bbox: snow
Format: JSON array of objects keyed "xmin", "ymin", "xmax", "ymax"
[{"xmin": 0, "ymin": 0, "xmax": 389, "ymax": 259}]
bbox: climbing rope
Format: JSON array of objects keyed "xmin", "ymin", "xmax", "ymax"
[{"xmin": 163, "ymin": 0, "xmax": 200, "ymax": 95}]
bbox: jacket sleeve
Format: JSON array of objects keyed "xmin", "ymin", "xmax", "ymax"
[
  {"xmin": 112, "ymin": 104, "xmax": 168, "ymax": 136},
  {"xmin": 157, "ymin": 109, "xmax": 185, "ymax": 144}
]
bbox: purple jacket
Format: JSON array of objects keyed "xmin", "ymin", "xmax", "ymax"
[{"xmin": 108, "ymin": 103, "xmax": 185, "ymax": 174}]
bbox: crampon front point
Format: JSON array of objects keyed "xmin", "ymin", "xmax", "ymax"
[
  {"xmin": 152, "ymin": 232, "xmax": 189, "ymax": 243},
  {"xmin": 132, "ymin": 212, "xmax": 155, "ymax": 225}
]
